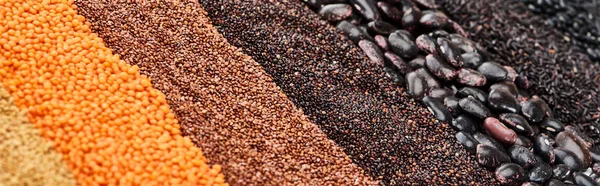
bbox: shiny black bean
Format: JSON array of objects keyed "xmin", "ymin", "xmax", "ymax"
[
  {"xmin": 336, "ymin": 20, "xmax": 373, "ymax": 43},
  {"xmin": 457, "ymin": 87, "xmax": 487, "ymax": 103},
  {"xmin": 504, "ymin": 66, "xmax": 518, "ymax": 82},
  {"xmin": 358, "ymin": 40, "xmax": 385, "ymax": 66},
  {"xmin": 452, "ymin": 114, "xmax": 479, "ymax": 133},
  {"xmin": 509, "ymin": 145, "xmax": 538, "ymax": 169},
  {"xmin": 489, "ymin": 88, "xmax": 520, "ymax": 113},
  {"xmin": 516, "ymin": 75, "xmax": 531, "ymax": 90},
  {"xmin": 521, "ymin": 96, "xmax": 551, "ymax": 123},
  {"xmin": 425, "ymin": 54, "xmax": 457, "ymax": 81},
  {"xmin": 377, "ymin": 1, "xmax": 402, "ymax": 21},
  {"xmin": 539, "ymin": 118, "xmax": 566, "ymax": 135},
  {"xmin": 555, "ymin": 131, "xmax": 592, "ymax": 169},
  {"xmin": 383, "ymin": 67, "xmax": 405, "ymax": 84},
  {"xmin": 499, "ymin": 113, "xmax": 534, "ymax": 137},
  {"xmin": 416, "ymin": 34, "xmax": 439, "ymax": 55},
  {"xmin": 515, "ymin": 135, "xmax": 533, "ymax": 148},
  {"xmin": 477, "ymin": 62, "xmax": 509, "ymax": 82},
  {"xmin": 411, "ymin": 0, "xmax": 437, "ymax": 9},
  {"xmin": 406, "ymin": 71, "xmax": 426, "ymax": 100},
  {"xmin": 474, "ymin": 132, "xmax": 506, "ymax": 152},
  {"xmin": 318, "ymin": 4, "xmax": 353, "ymax": 21},
  {"xmin": 349, "ymin": 0, "xmax": 380, "ymax": 21},
  {"xmin": 428, "ymin": 30, "xmax": 450, "ymax": 38},
  {"xmin": 419, "ymin": 11, "xmax": 448, "ymax": 29},
  {"xmin": 428, "ymin": 88, "xmax": 453, "ymax": 100},
  {"xmin": 555, "ymin": 148, "xmax": 584, "ymax": 172},
  {"xmin": 460, "ymin": 52, "xmax": 483, "ymax": 69},
  {"xmin": 547, "ymin": 179, "xmax": 567, "ymax": 186},
  {"xmin": 456, "ymin": 131, "xmax": 479, "ymax": 153},
  {"xmin": 554, "ymin": 164, "xmax": 573, "ymax": 180},
  {"xmin": 408, "ymin": 55, "xmax": 426, "ymax": 69},
  {"xmin": 495, "ymin": 163, "xmax": 526, "ymax": 185},
  {"xmin": 448, "ymin": 34, "xmax": 477, "ymax": 53},
  {"xmin": 457, "ymin": 68, "xmax": 487, "ymax": 87},
  {"xmin": 422, "ymin": 96, "xmax": 451, "ymax": 122},
  {"xmin": 437, "ymin": 37, "xmax": 463, "ymax": 67},
  {"xmin": 384, "ymin": 52, "xmax": 412, "ymax": 74},
  {"xmin": 591, "ymin": 148, "xmax": 600, "ymax": 163},
  {"xmin": 414, "ymin": 68, "xmax": 440, "ymax": 89},
  {"xmin": 534, "ymin": 134, "xmax": 556, "ymax": 164},
  {"xmin": 459, "ymin": 97, "xmax": 492, "ymax": 119},
  {"xmin": 443, "ymin": 96, "xmax": 461, "ymax": 117},
  {"xmin": 478, "ymin": 144, "xmax": 511, "ymax": 169},
  {"xmin": 401, "ymin": 7, "xmax": 421, "ymax": 32},
  {"xmin": 389, "ymin": 30, "xmax": 419, "ymax": 58},
  {"xmin": 490, "ymin": 81, "xmax": 519, "ymax": 97},
  {"xmin": 573, "ymin": 172, "xmax": 598, "ymax": 186},
  {"xmin": 527, "ymin": 162, "xmax": 553, "ymax": 183},
  {"xmin": 367, "ymin": 21, "xmax": 397, "ymax": 35}
]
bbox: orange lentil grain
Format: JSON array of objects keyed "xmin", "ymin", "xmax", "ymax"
[{"xmin": 0, "ymin": 0, "xmax": 227, "ymax": 185}]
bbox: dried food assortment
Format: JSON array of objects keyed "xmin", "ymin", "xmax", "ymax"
[{"xmin": 0, "ymin": 0, "xmax": 599, "ymax": 185}]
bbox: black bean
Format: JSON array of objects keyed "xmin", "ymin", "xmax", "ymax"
[
  {"xmin": 489, "ymin": 88, "xmax": 520, "ymax": 114},
  {"xmin": 374, "ymin": 35, "xmax": 390, "ymax": 51},
  {"xmin": 457, "ymin": 68, "xmax": 487, "ymax": 87},
  {"xmin": 416, "ymin": 34, "xmax": 439, "ymax": 55},
  {"xmin": 428, "ymin": 30, "xmax": 450, "ymax": 38},
  {"xmin": 367, "ymin": 21, "xmax": 397, "ymax": 35},
  {"xmin": 520, "ymin": 96, "xmax": 547, "ymax": 123},
  {"xmin": 411, "ymin": 0, "xmax": 437, "ymax": 9},
  {"xmin": 419, "ymin": 11, "xmax": 448, "ymax": 29},
  {"xmin": 539, "ymin": 117, "xmax": 566, "ymax": 135},
  {"xmin": 495, "ymin": 163, "xmax": 525, "ymax": 185},
  {"xmin": 554, "ymin": 148, "xmax": 584, "ymax": 172},
  {"xmin": 456, "ymin": 131, "xmax": 479, "ymax": 153},
  {"xmin": 591, "ymin": 148, "xmax": 600, "ymax": 163},
  {"xmin": 376, "ymin": 1, "xmax": 402, "ymax": 21},
  {"xmin": 515, "ymin": 135, "xmax": 533, "ymax": 148},
  {"xmin": 527, "ymin": 162, "xmax": 553, "ymax": 183},
  {"xmin": 474, "ymin": 132, "xmax": 506, "ymax": 152},
  {"xmin": 547, "ymin": 179, "xmax": 567, "ymax": 186},
  {"xmin": 358, "ymin": 40, "xmax": 385, "ymax": 66},
  {"xmin": 414, "ymin": 68, "xmax": 440, "ymax": 89},
  {"xmin": 460, "ymin": 52, "xmax": 483, "ymax": 69},
  {"xmin": 555, "ymin": 131, "xmax": 592, "ymax": 169},
  {"xmin": 477, "ymin": 62, "xmax": 509, "ymax": 82},
  {"xmin": 477, "ymin": 144, "xmax": 511, "ymax": 169},
  {"xmin": 437, "ymin": 37, "xmax": 464, "ymax": 67},
  {"xmin": 448, "ymin": 34, "xmax": 477, "ymax": 53},
  {"xmin": 573, "ymin": 172, "xmax": 598, "ymax": 186},
  {"xmin": 499, "ymin": 113, "xmax": 535, "ymax": 137},
  {"xmin": 534, "ymin": 134, "xmax": 556, "ymax": 164},
  {"xmin": 383, "ymin": 66, "xmax": 405, "ymax": 84},
  {"xmin": 509, "ymin": 145, "xmax": 538, "ymax": 169},
  {"xmin": 422, "ymin": 96, "xmax": 452, "ymax": 123},
  {"xmin": 384, "ymin": 52, "xmax": 412, "ymax": 74},
  {"xmin": 515, "ymin": 75, "xmax": 531, "ymax": 90},
  {"xmin": 452, "ymin": 114, "xmax": 479, "ymax": 133},
  {"xmin": 459, "ymin": 97, "xmax": 492, "ymax": 119},
  {"xmin": 490, "ymin": 81, "xmax": 519, "ymax": 97},
  {"xmin": 444, "ymin": 96, "xmax": 461, "ymax": 117},
  {"xmin": 425, "ymin": 54, "xmax": 457, "ymax": 81},
  {"xmin": 522, "ymin": 182, "xmax": 541, "ymax": 186},
  {"xmin": 336, "ymin": 20, "xmax": 373, "ymax": 43},
  {"xmin": 457, "ymin": 87, "xmax": 488, "ymax": 103},
  {"xmin": 400, "ymin": 7, "xmax": 422, "ymax": 32},
  {"xmin": 408, "ymin": 55, "xmax": 426, "ymax": 69},
  {"xmin": 427, "ymin": 87, "xmax": 453, "ymax": 100},
  {"xmin": 349, "ymin": 0, "xmax": 380, "ymax": 21},
  {"xmin": 389, "ymin": 30, "xmax": 419, "ymax": 58},
  {"xmin": 406, "ymin": 71, "xmax": 426, "ymax": 100},
  {"xmin": 553, "ymin": 164, "xmax": 573, "ymax": 181},
  {"xmin": 318, "ymin": 4, "xmax": 353, "ymax": 21},
  {"xmin": 504, "ymin": 66, "xmax": 518, "ymax": 82}
]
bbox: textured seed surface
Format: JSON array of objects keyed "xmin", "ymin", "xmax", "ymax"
[{"xmin": 0, "ymin": 86, "xmax": 76, "ymax": 186}]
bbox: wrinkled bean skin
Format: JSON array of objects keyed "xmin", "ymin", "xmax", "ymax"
[{"xmin": 478, "ymin": 62, "xmax": 509, "ymax": 82}]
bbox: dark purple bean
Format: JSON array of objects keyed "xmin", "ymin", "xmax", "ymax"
[
  {"xmin": 419, "ymin": 11, "xmax": 448, "ymax": 29},
  {"xmin": 461, "ymin": 52, "xmax": 483, "ymax": 69},
  {"xmin": 539, "ymin": 117, "xmax": 566, "ymax": 135},
  {"xmin": 304, "ymin": 0, "xmax": 322, "ymax": 9},
  {"xmin": 448, "ymin": 34, "xmax": 477, "ymax": 53},
  {"xmin": 593, "ymin": 163, "xmax": 600, "ymax": 174},
  {"xmin": 336, "ymin": 20, "xmax": 373, "ymax": 43},
  {"xmin": 484, "ymin": 117, "xmax": 517, "ymax": 145},
  {"xmin": 521, "ymin": 96, "xmax": 551, "ymax": 123},
  {"xmin": 452, "ymin": 114, "xmax": 479, "ymax": 133},
  {"xmin": 422, "ymin": 96, "xmax": 451, "ymax": 123},
  {"xmin": 534, "ymin": 134, "xmax": 556, "ymax": 164},
  {"xmin": 554, "ymin": 164, "xmax": 573, "ymax": 180},
  {"xmin": 401, "ymin": 7, "xmax": 421, "ymax": 32},
  {"xmin": 495, "ymin": 163, "xmax": 526, "ymax": 185},
  {"xmin": 376, "ymin": 1, "xmax": 402, "ymax": 21},
  {"xmin": 573, "ymin": 172, "xmax": 598, "ymax": 186},
  {"xmin": 411, "ymin": 0, "xmax": 437, "ymax": 9},
  {"xmin": 416, "ymin": 34, "xmax": 439, "ymax": 55},
  {"xmin": 516, "ymin": 75, "xmax": 531, "ymax": 90},
  {"xmin": 425, "ymin": 54, "xmax": 457, "ymax": 81},
  {"xmin": 408, "ymin": 55, "xmax": 426, "ymax": 69},
  {"xmin": 457, "ymin": 68, "xmax": 487, "ymax": 87},
  {"xmin": 564, "ymin": 126, "xmax": 593, "ymax": 149},
  {"xmin": 490, "ymin": 81, "xmax": 519, "ymax": 97},
  {"xmin": 515, "ymin": 135, "xmax": 533, "ymax": 148},
  {"xmin": 383, "ymin": 67, "xmax": 405, "ymax": 84},
  {"xmin": 555, "ymin": 132, "xmax": 592, "ymax": 169},
  {"xmin": 444, "ymin": 96, "xmax": 461, "ymax": 117},
  {"xmin": 478, "ymin": 144, "xmax": 511, "ymax": 169},
  {"xmin": 358, "ymin": 40, "xmax": 385, "ymax": 66},
  {"xmin": 384, "ymin": 52, "xmax": 412, "ymax": 74},
  {"xmin": 427, "ymin": 87, "xmax": 453, "ymax": 100},
  {"xmin": 527, "ymin": 162, "xmax": 553, "ymax": 183},
  {"xmin": 406, "ymin": 71, "xmax": 426, "ymax": 100},
  {"xmin": 489, "ymin": 88, "xmax": 520, "ymax": 114},
  {"xmin": 509, "ymin": 145, "xmax": 538, "ymax": 169},
  {"xmin": 428, "ymin": 30, "xmax": 450, "ymax": 38},
  {"xmin": 547, "ymin": 179, "xmax": 567, "ymax": 186},
  {"xmin": 374, "ymin": 35, "xmax": 390, "ymax": 51},
  {"xmin": 367, "ymin": 21, "xmax": 397, "ymax": 35},
  {"xmin": 437, "ymin": 37, "xmax": 463, "ymax": 67},
  {"xmin": 414, "ymin": 68, "xmax": 440, "ymax": 89},
  {"xmin": 459, "ymin": 97, "xmax": 492, "ymax": 119},
  {"xmin": 456, "ymin": 131, "xmax": 479, "ymax": 153},
  {"xmin": 555, "ymin": 148, "xmax": 584, "ymax": 172},
  {"xmin": 349, "ymin": 0, "xmax": 380, "ymax": 21},
  {"xmin": 457, "ymin": 87, "xmax": 487, "ymax": 103},
  {"xmin": 591, "ymin": 148, "xmax": 600, "ymax": 163},
  {"xmin": 318, "ymin": 4, "xmax": 353, "ymax": 21},
  {"xmin": 474, "ymin": 132, "xmax": 507, "ymax": 152},
  {"xmin": 504, "ymin": 66, "xmax": 518, "ymax": 82},
  {"xmin": 478, "ymin": 62, "xmax": 509, "ymax": 82},
  {"xmin": 389, "ymin": 30, "xmax": 419, "ymax": 58},
  {"xmin": 499, "ymin": 113, "xmax": 534, "ymax": 137}
]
